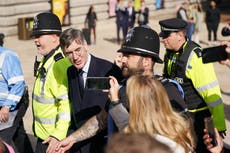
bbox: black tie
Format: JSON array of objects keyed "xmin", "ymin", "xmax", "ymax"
[{"xmin": 78, "ymin": 69, "xmax": 84, "ymax": 98}]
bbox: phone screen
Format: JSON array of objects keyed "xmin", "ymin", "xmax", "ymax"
[
  {"xmin": 204, "ymin": 117, "xmax": 217, "ymax": 147},
  {"xmin": 86, "ymin": 77, "xmax": 110, "ymax": 90},
  {"xmin": 202, "ymin": 45, "xmax": 228, "ymax": 63}
]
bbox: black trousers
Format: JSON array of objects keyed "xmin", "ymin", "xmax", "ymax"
[
  {"xmin": 207, "ymin": 22, "xmax": 219, "ymax": 41},
  {"xmin": 116, "ymin": 23, "xmax": 128, "ymax": 43},
  {"xmin": 35, "ymin": 138, "xmax": 48, "ymax": 153}
]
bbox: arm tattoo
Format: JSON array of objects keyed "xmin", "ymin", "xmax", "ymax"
[{"xmin": 71, "ymin": 116, "xmax": 100, "ymax": 143}]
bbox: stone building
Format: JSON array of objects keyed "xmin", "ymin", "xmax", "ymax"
[{"xmin": 0, "ymin": 0, "xmax": 189, "ymax": 37}]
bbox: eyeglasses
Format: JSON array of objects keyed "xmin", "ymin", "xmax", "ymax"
[{"xmin": 64, "ymin": 46, "xmax": 83, "ymax": 57}]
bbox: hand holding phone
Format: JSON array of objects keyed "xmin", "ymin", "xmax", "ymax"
[
  {"xmin": 204, "ymin": 117, "xmax": 217, "ymax": 147},
  {"xmin": 202, "ymin": 45, "xmax": 228, "ymax": 63}
]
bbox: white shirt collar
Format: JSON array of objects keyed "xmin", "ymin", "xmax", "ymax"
[
  {"xmin": 82, "ymin": 53, "xmax": 91, "ymax": 74},
  {"xmin": 81, "ymin": 54, "xmax": 91, "ymax": 86}
]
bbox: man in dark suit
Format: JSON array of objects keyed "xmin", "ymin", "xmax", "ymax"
[
  {"xmin": 115, "ymin": 0, "xmax": 129, "ymax": 44},
  {"xmin": 59, "ymin": 28, "xmax": 123, "ymax": 153},
  {"xmin": 127, "ymin": 0, "xmax": 136, "ymax": 29}
]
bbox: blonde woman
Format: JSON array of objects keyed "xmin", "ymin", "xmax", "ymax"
[{"xmin": 109, "ymin": 75, "xmax": 195, "ymax": 153}]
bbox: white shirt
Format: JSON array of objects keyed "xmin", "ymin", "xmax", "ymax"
[{"xmin": 81, "ymin": 54, "xmax": 91, "ymax": 87}]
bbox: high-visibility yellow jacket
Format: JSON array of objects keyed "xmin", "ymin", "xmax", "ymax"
[
  {"xmin": 32, "ymin": 47, "xmax": 72, "ymax": 140},
  {"xmin": 163, "ymin": 41, "xmax": 226, "ymax": 131}
]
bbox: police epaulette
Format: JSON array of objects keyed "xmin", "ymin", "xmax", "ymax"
[
  {"xmin": 155, "ymin": 75, "xmax": 169, "ymax": 85},
  {"xmin": 193, "ymin": 47, "xmax": 202, "ymax": 57},
  {"xmin": 54, "ymin": 53, "xmax": 64, "ymax": 62}
]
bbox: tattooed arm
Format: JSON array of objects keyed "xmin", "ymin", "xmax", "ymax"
[{"xmin": 55, "ymin": 110, "xmax": 108, "ymax": 153}]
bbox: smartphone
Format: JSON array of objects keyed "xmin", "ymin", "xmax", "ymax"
[
  {"xmin": 204, "ymin": 117, "xmax": 217, "ymax": 147},
  {"xmin": 86, "ymin": 77, "xmax": 110, "ymax": 90},
  {"xmin": 202, "ymin": 45, "xmax": 228, "ymax": 63}
]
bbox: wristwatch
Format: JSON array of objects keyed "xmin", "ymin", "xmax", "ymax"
[{"xmin": 110, "ymin": 100, "xmax": 120, "ymax": 106}]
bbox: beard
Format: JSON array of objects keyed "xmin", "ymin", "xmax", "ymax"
[{"xmin": 122, "ymin": 58, "xmax": 144, "ymax": 78}]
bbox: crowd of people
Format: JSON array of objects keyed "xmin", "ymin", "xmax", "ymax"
[
  {"xmin": 176, "ymin": 0, "xmax": 223, "ymax": 46},
  {"xmin": 0, "ymin": 0, "xmax": 230, "ymax": 153},
  {"xmin": 115, "ymin": 0, "xmax": 149, "ymax": 44}
]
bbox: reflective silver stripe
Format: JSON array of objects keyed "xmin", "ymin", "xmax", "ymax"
[
  {"xmin": 40, "ymin": 77, "xmax": 46, "ymax": 97},
  {"xmin": 33, "ymin": 93, "xmax": 56, "ymax": 104},
  {"xmin": 35, "ymin": 113, "xmax": 70, "ymax": 125},
  {"xmin": 57, "ymin": 94, "xmax": 68, "ymax": 101},
  {"xmin": 123, "ymin": 46, "xmax": 159, "ymax": 56},
  {"xmin": 58, "ymin": 113, "xmax": 71, "ymax": 120},
  {"xmin": 0, "ymin": 92, "xmax": 8, "ymax": 98},
  {"xmin": 161, "ymin": 26, "xmax": 180, "ymax": 32},
  {"xmin": 33, "ymin": 93, "xmax": 68, "ymax": 104},
  {"xmin": 8, "ymin": 75, "xmax": 24, "ymax": 84},
  {"xmin": 207, "ymin": 99, "xmax": 223, "ymax": 107},
  {"xmin": 36, "ymin": 29, "xmax": 61, "ymax": 33},
  {"xmin": 0, "ymin": 51, "xmax": 11, "ymax": 68},
  {"xmin": 41, "ymin": 61, "xmax": 54, "ymax": 96},
  {"xmin": 34, "ymin": 116, "xmax": 56, "ymax": 124},
  {"xmin": 0, "ymin": 50, "xmax": 11, "ymax": 79},
  {"xmin": 196, "ymin": 80, "xmax": 219, "ymax": 92},
  {"xmin": 8, "ymin": 94, "xmax": 21, "ymax": 101},
  {"xmin": 186, "ymin": 50, "xmax": 194, "ymax": 69}
]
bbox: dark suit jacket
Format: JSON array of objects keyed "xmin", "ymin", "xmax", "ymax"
[
  {"xmin": 68, "ymin": 55, "xmax": 123, "ymax": 153},
  {"xmin": 127, "ymin": 6, "xmax": 136, "ymax": 28}
]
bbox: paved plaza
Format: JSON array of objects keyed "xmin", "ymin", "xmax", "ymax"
[{"xmin": 4, "ymin": 15, "xmax": 230, "ymax": 150}]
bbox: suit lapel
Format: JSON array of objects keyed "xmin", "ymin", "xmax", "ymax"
[
  {"xmin": 68, "ymin": 66, "xmax": 82, "ymax": 112},
  {"xmin": 87, "ymin": 55, "xmax": 97, "ymax": 77}
]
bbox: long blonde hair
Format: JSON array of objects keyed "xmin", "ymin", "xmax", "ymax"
[{"xmin": 124, "ymin": 75, "xmax": 194, "ymax": 152}]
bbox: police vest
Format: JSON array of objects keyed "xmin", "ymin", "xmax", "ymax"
[
  {"xmin": 163, "ymin": 41, "xmax": 207, "ymax": 110},
  {"xmin": 33, "ymin": 47, "xmax": 71, "ymax": 140}
]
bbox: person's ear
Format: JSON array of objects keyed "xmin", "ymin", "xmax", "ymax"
[
  {"xmin": 143, "ymin": 57, "xmax": 152, "ymax": 67},
  {"xmin": 51, "ymin": 34, "xmax": 59, "ymax": 42},
  {"xmin": 177, "ymin": 31, "xmax": 185, "ymax": 41}
]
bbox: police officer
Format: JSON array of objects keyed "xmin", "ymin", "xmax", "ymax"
[
  {"xmin": 31, "ymin": 12, "xmax": 71, "ymax": 153},
  {"xmin": 159, "ymin": 18, "xmax": 226, "ymax": 153},
  {"xmin": 0, "ymin": 34, "xmax": 33, "ymax": 153},
  {"xmin": 109, "ymin": 26, "xmax": 188, "ymax": 129}
]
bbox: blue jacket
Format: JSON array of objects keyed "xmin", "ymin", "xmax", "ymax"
[{"xmin": 0, "ymin": 46, "xmax": 25, "ymax": 111}]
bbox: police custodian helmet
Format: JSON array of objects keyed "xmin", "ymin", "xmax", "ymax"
[
  {"xmin": 117, "ymin": 26, "xmax": 163, "ymax": 63},
  {"xmin": 32, "ymin": 12, "xmax": 62, "ymax": 36}
]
